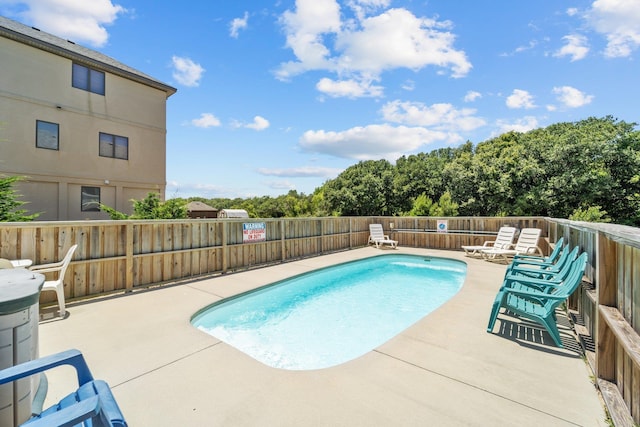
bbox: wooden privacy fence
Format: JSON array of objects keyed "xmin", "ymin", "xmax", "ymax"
[
  {"xmin": 1, "ymin": 215, "xmax": 639, "ymax": 424},
  {"xmin": 547, "ymin": 219, "xmax": 640, "ymax": 426},
  {"xmin": 0, "ymin": 216, "xmax": 545, "ymax": 297}
]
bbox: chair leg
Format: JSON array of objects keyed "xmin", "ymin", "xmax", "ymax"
[
  {"xmin": 55, "ymin": 285, "xmax": 66, "ymax": 317},
  {"xmin": 541, "ymin": 317, "xmax": 564, "ymax": 347},
  {"xmin": 486, "ymin": 292, "xmax": 504, "ymax": 332}
]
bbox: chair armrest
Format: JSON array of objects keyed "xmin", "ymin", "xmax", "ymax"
[
  {"xmin": 0, "ymin": 349, "xmax": 94, "ymax": 387},
  {"xmin": 503, "ymin": 274, "xmax": 562, "ymax": 288},
  {"xmin": 509, "ymin": 264, "xmax": 553, "ymax": 276},
  {"xmin": 505, "ymin": 287, "xmax": 567, "ymax": 300},
  {"xmin": 25, "ymin": 396, "xmax": 101, "ymax": 427},
  {"xmin": 513, "ymin": 253, "xmax": 547, "ymax": 261},
  {"xmin": 510, "ymin": 260, "xmax": 554, "ymax": 271},
  {"xmin": 28, "ymin": 266, "xmax": 63, "ymax": 274},
  {"xmin": 30, "ymin": 262, "xmax": 64, "ymax": 273},
  {"xmin": 523, "ymin": 246, "xmax": 543, "ymax": 256},
  {"xmin": 482, "ymin": 241, "xmax": 496, "ymax": 248},
  {"xmin": 482, "ymin": 243, "xmax": 515, "ymax": 253}
]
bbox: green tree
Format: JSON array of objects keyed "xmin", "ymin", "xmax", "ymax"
[
  {"xmin": 569, "ymin": 205, "xmax": 611, "ymax": 223},
  {"xmin": 0, "ymin": 176, "xmax": 39, "ymax": 221},
  {"xmin": 394, "ymin": 148, "xmax": 454, "ymax": 212},
  {"xmin": 407, "ymin": 191, "xmax": 458, "ymax": 216},
  {"xmin": 101, "ymin": 193, "xmax": 188, "ymax": 219},
  {"xmin": 408, "ymin": 193, "xmax": 434, "ymax": 216},
  {"xmin": 432, "ymin": 191, "xmax": 459, "ymax": 216},
  {"xmin": 322, "ymin": 160, "xmax": 398, "ymax": 215}
]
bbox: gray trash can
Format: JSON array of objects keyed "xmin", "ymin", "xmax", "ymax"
[{"xmin": 0, "ymin": 269, "xmax": 44, "ymax": 426}]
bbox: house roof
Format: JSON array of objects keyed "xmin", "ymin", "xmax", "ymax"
[
  {"xmin": 0, "ymin": 16, "xmax": 177, "ymax": 97},
  {"xmin": 186, "ymin": 201, "xmax": 217, "ymax": 212}
]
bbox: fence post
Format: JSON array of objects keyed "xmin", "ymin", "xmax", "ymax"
[
  {"xmin": 125, "ymin": 222, "xmax": 133, "ymax": 292},
  {"xmin": 222, "ymin": 221, "xmax": 228, "ymax": 273},
  {"xmin": 596, "ymin": 232, "xmax": 617, "ymax": 382},
  {"xmin": 280, "ymin": 219, "xmax": 286, "ymax": 261}
]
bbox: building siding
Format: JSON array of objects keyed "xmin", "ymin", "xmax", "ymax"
[{"xmin": 0, "ymin": 17, "xmax": 175, "ymax": 220}]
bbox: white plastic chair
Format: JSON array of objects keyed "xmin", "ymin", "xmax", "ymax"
[
  {"xmin": 368, "ymin": 224, "xmax": 398, "ymax": 249},
  {"xmin": 461, "ymin": 226, "xmax": 517, "ymax": 257},
  {"xmin": 30, "ymin": 244, "xmax": 78, "ymax": 317},
  {"xmin": 481, "ymin": 229, "xmax": 542, "ymax": 263}
]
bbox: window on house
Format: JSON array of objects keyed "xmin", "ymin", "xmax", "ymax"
[
  {"xmin": 81, "ymin": 186, "xmax": 100, "ymax": 212},
  {"xmin": 99, "ymin": 132, "xmax": 128, "ymax": 160},
  {"xmin": 36, "ymin": 120, "xmax": 59, "ymax": 150},
  {"xmin": 72, "ymin": 63, "xmax": 105, "ymax": 95}
]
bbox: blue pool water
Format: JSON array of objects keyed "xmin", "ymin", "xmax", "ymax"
[{"xmin": 191, "ymin": 254, "xmax": 466, "ymax": 370}]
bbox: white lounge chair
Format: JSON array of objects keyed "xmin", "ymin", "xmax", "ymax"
[
  {"xmin": 30, "ymin": 244, "xmax": 78, "ymax": 317},
  {"xmin": 368, "ymin": 224, "xmax": 398, "ymax": 249},
  {"xmin": 461, "ymin": 226, "xmax": 517, "ymax": 257},
  {"xmin": 481, "ymin": 228, "xmax": 542, "ymax": 263}
]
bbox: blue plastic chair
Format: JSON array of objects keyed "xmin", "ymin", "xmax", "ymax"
[
  {"xmin": 510, "ymin": 236, "xmax": 564, "ymax": 266},
  {"xmin": 0, "ymin": 349, "xmax": 127, "ymax": 427},
  {"xmin": 505, "ymin": 245, "xmax": 578, "ymax": 283},
  {"xmin": 487, "ymin": 253, "xmax": 588, "ymax": 347}
]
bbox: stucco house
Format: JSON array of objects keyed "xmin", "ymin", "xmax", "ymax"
[{"xmin": 0, "ymin": 16, "xmax": 176, "ymax": 220}]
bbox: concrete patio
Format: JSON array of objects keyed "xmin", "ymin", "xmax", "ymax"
[{"xmin": 37, "ymin": 247, "xmax": 607, "ymax": 426}]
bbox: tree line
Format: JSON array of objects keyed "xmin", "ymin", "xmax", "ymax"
[
  {"xmin": 190, "ymin": 116, "xmax": 640, "ymax": 225},
  {"xmin": 2, "ymin": 116, "xmax": 639, "ymax": 225}
]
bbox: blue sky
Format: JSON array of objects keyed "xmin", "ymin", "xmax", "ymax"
[{"xmin": 1, "ymin": 0, "xmax": 639, "ymax": 199}]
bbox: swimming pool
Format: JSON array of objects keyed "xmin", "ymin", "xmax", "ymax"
[{"xmin": 191, "ymin": 254, "xmax": 466, "ymax": 370}]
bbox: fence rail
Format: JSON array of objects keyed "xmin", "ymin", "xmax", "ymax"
[{"xmin": 1, "ymin": 216, "xmax": 638, "ymax": 425}]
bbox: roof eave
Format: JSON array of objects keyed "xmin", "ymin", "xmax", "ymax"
[{"xmin": 0, "ymin": 27, "xmax": 177, "ymax": 98}]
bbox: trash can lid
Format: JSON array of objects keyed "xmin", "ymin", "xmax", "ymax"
[{"xmin": 0, "ymin": 269, "xmax": 45, "ymax": 315}]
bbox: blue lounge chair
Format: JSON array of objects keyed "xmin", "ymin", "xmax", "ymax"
[
  {"xmin": 487, "ymin": 253, "xmax": 587, "ymax": 347},
  {"xmin": 506, "ymin": 245, "xmax": 578, "ymax": 281},
  {"xmin": 510, "ymin": 237, "xmax": 564, "ymax": 267},
  {"xmin": 0, "ymin": 349, "xmax": 127, "ymax": 427}
]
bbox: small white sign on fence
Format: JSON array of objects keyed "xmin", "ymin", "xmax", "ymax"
[
  {"xmin": 437, "ymin": 219, "xmax": 448, "ymax": 233},
  {"xmin": 243, "ymin": 222, "xmax": 266, "ymax": 243}
]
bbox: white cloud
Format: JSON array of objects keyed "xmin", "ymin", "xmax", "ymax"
[
  {"xmin": 257, "ymin": 166, "xmax": 342, "ymax": 178},
  {"xmin": 506, "ymin": 89, "xmax": 536, "ymax": 109},
  {"xmin": 464, "ymin": 90, "xmax": 482, "ymax": 102},
  {"xmin": 586, "ymin": 0, "xmax": 640, "ymax": 57},
  {"xmin": 165, "ymin": 181, "xmax": 236, "ymax": 198},
  {"xmin": 191, "ymin": 113, "xmax": 221, "ymax": 128},
  {"xmin": 567, "ymin": 8, "xmax": 579, "ymax": 17},
  {"xmin": 554, "ymin": 34, "xmax": 589, "ymax": 61},
  {"xmin": 298, "ymin": 124, "xmax": 448, "ymax": 161},
  {"xmin": 347, "ymin": 0, "xmax": 391, "ymax": 21},
  {"xmin": 232, "ymin": 116, "xmax": 270, "ymax": 130},
  {"xmin": 171, "ymin": 56, "xmax": 205, "ymax": 87},
  {"xmin": 265, "ymin": 180, "xmax": 296, "ymax": 190},
  {"xmin": 401, "ymin": 79, "xmax": 415, "ymax": 91},
  {"xmin": 230, "ymin": 11, "xmax": 249, "ymax": 38},
  {"xmin": 277, "ymin": 0, "xmax": 342, "ymax": 79},
  {"xmin": 335, "ymin": 8, "xmax": 471, "ymax": 77},
  {"xmin": 277, "ymin": 1, "xmax": 471, "ymax": 97},
  {"xmin": 552, "ymin": 86, "xmax": 594, "ymax": 108},
  {"xmin": 514, "ymin": 40, "xmax": 538, "ymax": 54},
  {"xmin": 3, "ymin": 0, "xmax": 125, "ymax": 47},
  {"xmin": 246, "ymin": 116, "xmax": 270, "ymax": 131},
  {"xmin": 495, "ymin": 116, "xmax": 539, "ymax": 134},
  {"xmin": 381, "ymin": 100, "xmax": 486, "ymax": 133},
  {"xmin": 316, "ymin": 77, "xmax": 383, "ymax": 98}
]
